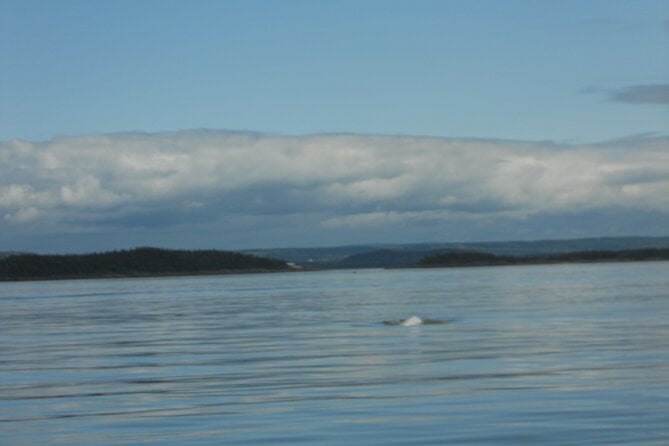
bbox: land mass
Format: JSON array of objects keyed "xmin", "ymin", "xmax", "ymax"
[
  {"xmin": 417, "ymin": 248, "xmax": 669, "ymax": 268},
  {"xmin": 2, "ymin": 237, "xmax": 669, "ymax": 281},
  {"xmin": 246, "ymin": 236, "xmax": 669, "ymax": 269},
  {"xmin": 0, "ymin": 247, "xmax": 291, "ymax": 281}
]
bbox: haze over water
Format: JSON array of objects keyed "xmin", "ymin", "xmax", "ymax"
[{"xmin": 1, "ymin": 262, "xmax": 668, "ymax": 445}]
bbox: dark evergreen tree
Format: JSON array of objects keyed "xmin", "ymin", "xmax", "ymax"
[{"xmin": 0, "ymin": 248, "xmax": 290, "ymax": 281}]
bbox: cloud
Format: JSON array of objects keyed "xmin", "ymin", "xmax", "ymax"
[
  {"xmin": 585, "ymin": 84, "xmax": 669, "ymax": 105},
  {"xmin": 1, "ymin": 130, "xmax": 668, "ymax": 248},
  {"xmin": 610, "ymin": 84, "xmax": 669, "ymax": 104},
  {"xmin": 4, "ymin": 207, "xmax": 40, "ymax": 224}
]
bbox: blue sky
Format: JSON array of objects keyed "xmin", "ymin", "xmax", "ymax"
[
  {"xmin": 1, "ymin": 1, "xmax": 668, "ymax": 252},
  {"xmin": 2, "ymin": 0, "xmax": 667, "ymax": 142}
]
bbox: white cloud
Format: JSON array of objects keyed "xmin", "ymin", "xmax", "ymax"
[
  {"xmin": 60, "ymin": 176, "xmax": 122, "ymax": 207},
  {"xmin": 4, "ymin": 207, "xmax": 41, "ymax": 224},
  {"xmin": 0, "ymin": 184, "xmax": 54, "ymax": 209},
  {"xmin": 1, "ymin": 130, "xmax": 667, "ymax": 234}
]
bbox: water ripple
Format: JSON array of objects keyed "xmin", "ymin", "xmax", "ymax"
[{"xmin": 2, "ymin": 264, "xmax": 669, "ymax": 444}]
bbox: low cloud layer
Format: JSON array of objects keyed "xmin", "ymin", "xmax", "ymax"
[{"xmin": 1, "ymin": 130, "xmax": 668, "ymax": 250}]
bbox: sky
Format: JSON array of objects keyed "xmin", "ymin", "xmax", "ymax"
[{"xmin": 1, "ymin": 0, "xmax": 668, "ymax": 253}]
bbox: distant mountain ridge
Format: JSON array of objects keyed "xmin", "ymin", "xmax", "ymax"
[{"xmin": 246, "ymin": 236, "xmax": 669, "ymax": 269}]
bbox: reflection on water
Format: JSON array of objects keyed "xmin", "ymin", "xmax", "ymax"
[{"xmin": 1, "ymin": 262, "xmax": 669, "ymax": 445}]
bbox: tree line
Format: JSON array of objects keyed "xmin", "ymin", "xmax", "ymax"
[
  {"xmin": 0, "ymin": 247, "xmax": 291, "ymax": 281},
  {"xmin": 418, "ymin": 248, "xmax": 669, "ymax": 268}
]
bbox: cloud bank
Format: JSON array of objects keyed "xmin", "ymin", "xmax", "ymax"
[{"xmin": 1, "ymin": 130, "xmax": 668, "ymax": 250}]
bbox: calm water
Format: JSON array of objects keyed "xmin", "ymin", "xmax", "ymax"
[{"xmin": 1, "ymin": 262, "xmax": 668, "ymax": 445}]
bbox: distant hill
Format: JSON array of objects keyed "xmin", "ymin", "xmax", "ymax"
[
  {"xmin": 247, "ymin": 236, "xmax": 669, "ymax": 269},
  {"xmin": 320, "ymin": 248, "xmax": 444, "ymax": 269},
  {"xmin": 0, "ymin": 247, "xmax": 291, "ymax": 281},
  {"xmin": 246, "ymin": 245, "xmax": 377, "ymax": 266}
]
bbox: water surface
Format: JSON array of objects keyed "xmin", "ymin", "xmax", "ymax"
[{"xmin": 1, "ymin": 262, "xmax": 668, "ymax": 444}]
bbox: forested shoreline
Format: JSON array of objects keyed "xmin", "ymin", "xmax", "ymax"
[
  {"xmin": 418, "ymin": 248, "xmax": 669, "ymax": 268},
  {"xmin": 1, "ymin": 246, "xmax": 668, "ymax": 282},
  {"xmin": 0, "ymin": 247, "xmax": 291, "ymax": 281}
]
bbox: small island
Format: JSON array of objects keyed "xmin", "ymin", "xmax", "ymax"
[{"xmin": 0, "ymin": 247, "xmax": 292, "ymax": 281}]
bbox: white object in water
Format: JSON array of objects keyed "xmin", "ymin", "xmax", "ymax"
[{"xmin": 401, "ymin": 315, "xmax": 423, "ymax": 326}]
